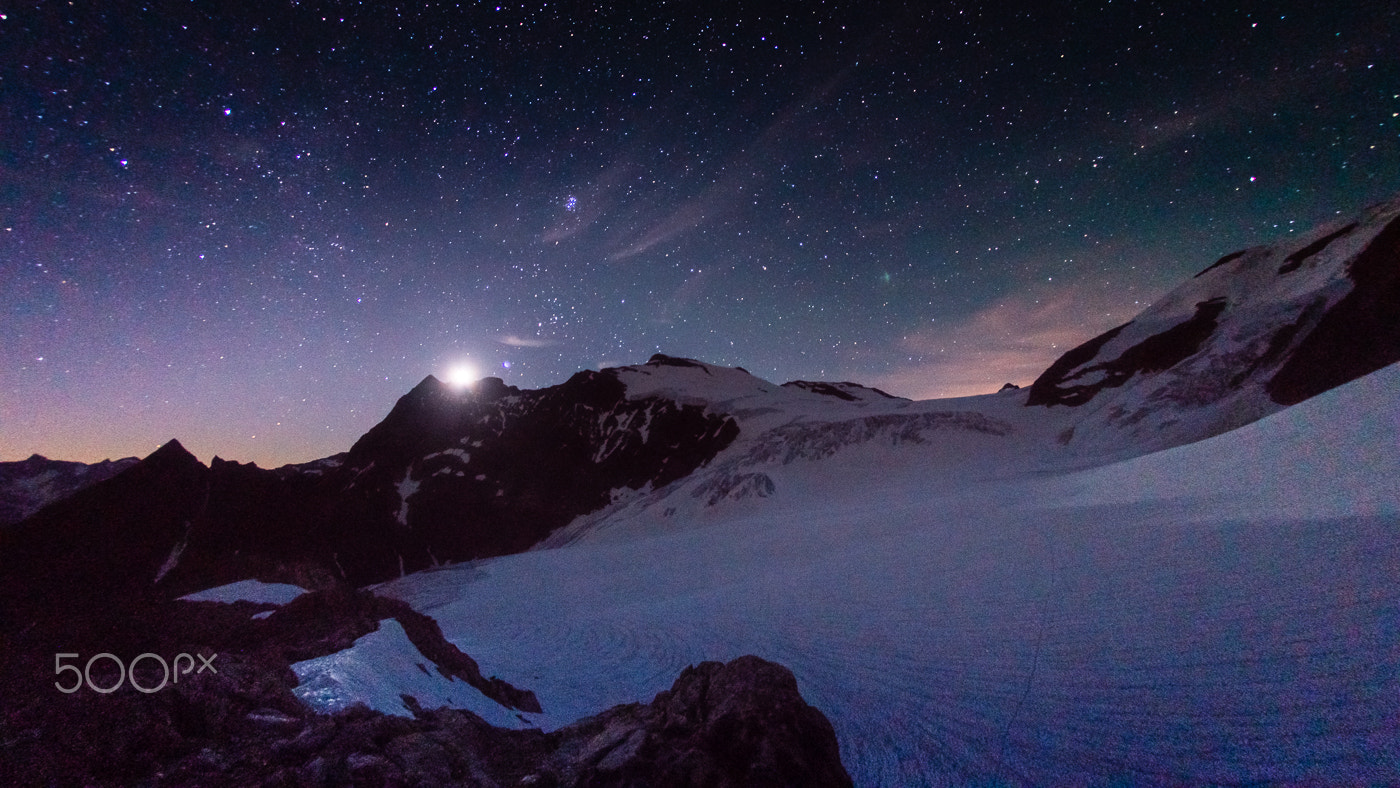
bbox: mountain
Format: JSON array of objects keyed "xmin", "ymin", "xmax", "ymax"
[
  {"xmin": 1026, "ymin": 196, "xmax": 1400, "ymax": 455},
  {"xmin": 0, "ymin": 453, "xmax": 139, "ymax": 526},
  {"xmin": 0, "ymin": 363, "xmax": 743, "ymax": 611},
  {"xmin": 1, "ymin": 440, "xmax": 208, "ymax": 624},
  {"xmin": 6, "ymin": 194, "xmax": 1398, "ymax": 614}
]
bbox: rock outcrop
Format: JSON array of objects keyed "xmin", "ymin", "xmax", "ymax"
[{"xmin": 156, "ymin": 655, "xmax": 851, "ymax": 788}]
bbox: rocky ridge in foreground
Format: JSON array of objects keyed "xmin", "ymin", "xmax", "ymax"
[{"xmin": 0, "ymin": 586, "xmax": 850, "ymax": 787}]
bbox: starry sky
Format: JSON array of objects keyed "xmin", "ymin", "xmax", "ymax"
[{"xmin": 3, "ymin": 0, "xmax": 1397, "ymax": 467}]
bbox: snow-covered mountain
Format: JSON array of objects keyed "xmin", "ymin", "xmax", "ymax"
[
  {"xmin": 2, "ymin": 193, "xmax": 1398, "ymax": 785},
  {"xmin": 1027, "ymin": 196, "xmax": 1400, "ymax": 455}
]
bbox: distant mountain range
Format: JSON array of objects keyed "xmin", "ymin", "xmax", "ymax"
[
  {"xmin": 0, "ymin": 453, "xmax": 138, "ymax": 527},
  {"xmin": 7, "ymin": 194, "xmax": 1397, "ymax": 596}
]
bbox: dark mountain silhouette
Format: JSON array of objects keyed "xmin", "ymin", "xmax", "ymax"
[
  {"xmin": 1, "ymin": 359, "xmax": 741, "ymax": 618},
  {"xmin": 0, "ymin": 453, "xmax": 139, "ymax": 526}
]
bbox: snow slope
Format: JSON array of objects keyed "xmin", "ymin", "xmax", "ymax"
[
  {"xmin": 1037, "ymin": 361, "xmax": 1400, "ymax": 521},
  {"xmin": 538, "ymin": 359, "xmax": 1077, "ymax": 548},
  {"xmin": 295, "ymin": 362, "xmax": 1400, "ymax": 785}
]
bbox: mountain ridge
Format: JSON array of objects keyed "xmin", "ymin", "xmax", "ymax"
[{"xmin": 5, "ymin": 193, "xmax": 1400, "ymax": 593}]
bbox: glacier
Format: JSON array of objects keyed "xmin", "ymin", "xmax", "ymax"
[{"xmin": 275, "ymin": 360, "xmax": 1400, "ymax": 785}]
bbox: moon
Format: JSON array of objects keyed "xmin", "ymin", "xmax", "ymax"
[{"xmin": 444, "ymin": 363, "xmax": 479, "ymax": 389}]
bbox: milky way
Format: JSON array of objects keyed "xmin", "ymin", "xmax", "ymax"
[{"xmin": 2, "ymin": 1, "xmax": 1397, "ymax": 465}]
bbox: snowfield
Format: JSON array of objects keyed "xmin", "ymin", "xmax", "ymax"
[{"xmin": 292, "ymin": 362, "xmax": 1400, "ymax": 785}]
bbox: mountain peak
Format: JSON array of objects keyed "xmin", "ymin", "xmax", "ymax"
[
  {"xmin": 646, "ymin": 353, "xmax": 712, "ymax": 370},
  {"xmin": 146, "ymin": 438, "xmax": 198, "ymax": 464},
  {"xmin": 411, "ymin": 374, "xmax": 446, "ymax": 393},
  {"xmin": 408, "ymin": 373, "xmax": 513, "ymax": 402}
]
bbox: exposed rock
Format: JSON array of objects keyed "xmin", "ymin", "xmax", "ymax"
[
  {"xmin": 1027, "ymin": 297, "xmax": 1227, "ymax": 407},
  {"xmin": 1, "ymin": 587, "xmax": 538, "ymax": 786},
  {"xmin": 4, "ymin": 600, "xmax": 848, "ymax": 788},
  {"xmin": 1268, "ymin": 214, "xmax": 1400, "ymax": 405},
  {"xmin": 1277, "ymin": 222, "xmax": 1359, "ymax": 274},
  {"xmin": 216, "ymin": 655, "xmax": 850, "ymax": 788},
  {"xmin": 782, "ymin": 379, "xmax": 903, "ymax": 401},
  {"xmin": 1023, "ymin": 322, "xmax": 1130, "ymax": 407},
  {"xmin": 546, "ymin": 655, "xmax": 853, "ymax": 787},
  {"xmin": 1192, "ymin": 248, "xmax": 1249, "ymax": 278},
  {"xmin": 645, "ymin": 352, "xmax": 712, "ymax": 370}
]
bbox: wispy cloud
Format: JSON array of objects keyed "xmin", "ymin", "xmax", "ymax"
[
  {"xmin": 496, "ymin": 335, "xmax": 557, "ymax": 348},
  {"xmin": 1128, "ymin": 48, "xmax": 1381, "ymax": 154},
  {"xmin": 611, "ymin": 195, "xmax": 723, "ymax": 260},
  {"xmin": 610, "ymin": 67, "xmax": 852, "ymax": 260},
  {"xmin": 871, "ymin": 285, "xmax": 1158, "ymax": 401}
]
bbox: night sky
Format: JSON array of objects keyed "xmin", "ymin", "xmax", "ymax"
[{"xmin": 3, "ymin": 1, "xmax": 1397, "ymax": 467}]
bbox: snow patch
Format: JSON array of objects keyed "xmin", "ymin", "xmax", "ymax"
[
  {"xmin": 153, "ymin": 526, "xmax": 188, "ymax": 585},
  {"xmin": 179, "ymin": 579, "xmax": 309, "ymax": 606},
  {"xmin": 290, "ymin": 618, "xmax": 537, "ymax": 729},
  {"xmin": 423, "ymin": 448, "xmax": 470, "ymax": 463},
  {"xmin": 395, "ymin": 471, "xmax": 420, "ymax": 526}
]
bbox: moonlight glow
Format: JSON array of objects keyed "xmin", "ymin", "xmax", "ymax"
[{"xmin": 445, "ymin": 364, "xmax": 479, "ymax": 389}]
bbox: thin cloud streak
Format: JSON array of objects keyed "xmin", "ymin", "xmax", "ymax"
[
  {"xmin": 496, "ymin": 335, "xmax": 558, "ymax": 348},
  {"xmin": 610, "ymin": 67, "xmax": 852, "ymax": 260}
]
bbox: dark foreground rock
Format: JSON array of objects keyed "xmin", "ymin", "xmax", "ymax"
[
  {"xmin": 539, "ymin": 655, "xmax": 853, "ymax": 788},
  {"xmin": 0, "ymin": 584, "xmax": 849, "ymax": 787},
  {"xmin": 148, "ymin": 655, "xmax": 852, "ymax": 788}
]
